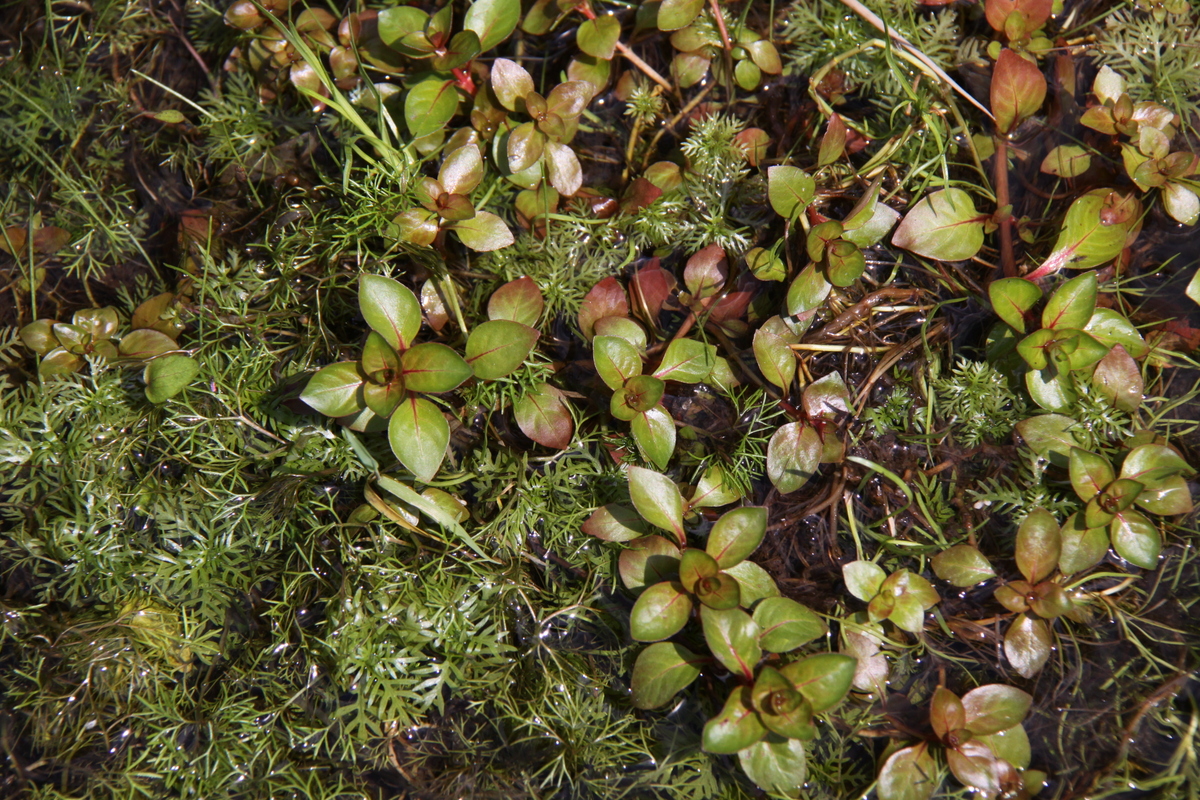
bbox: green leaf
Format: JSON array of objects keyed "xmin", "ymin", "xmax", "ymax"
[
  {"xmin": 753, "ymin": 598, "xmax": 827, "ymax": 653},
  {"xmin": 931, "ymin": 545, "xmax": 996, "ymax": 587},
  {"xmin": 753, "ymin": 326, "xmax": 796, "ymax": 392},
  {"xmin": 582, "ymin": 504, "xmax": 647, "ymax": 542},
  {"xmin": 694, "ymin": 572, "xmax": 741, "ymax": 610},
  {"xmin": 515, "ymin": 382, "xmax": 573, "ymax": 449},
  {"xmin": 657, "ymin": 0, "xmax": 704, "ymax": 30},
  {"xmin": 786, "ymin": 263, "xmax": 832, "ymax": 316},
  {"xmin": 1119, "ymin": 443, "xmax": 1194, "ymax": 489},
  {"xmin": 802, "ymin": 371, "xmax": 852, "ymax": 422},
  {"xmin": 767, "ymin": 166, "xmax": 815, "ymax": 220},
  {"xmin": 751, "ymin": 667, "xmax": 814, "ymax": 739},
  {"xmin": 1069, "ymin": 448, "xmax": 1115, "ymax": 502},
  {"xmin": 962, "ymin": 684, "xmax": 1033, "ymax": 735},
  {"xmin": 1134, "ymin": 474, "xmax": 1193, "ymax": 516},
  {"xmin": 360, "ymin": 275, "xmax": 422, "ymax": 352},
  {"xmin": 653, "ymin": 338, "xmax": 715, "ymax": 383},
  {"xmin": 301, "ymin": 362, "xmax": 366, "ymax": 418},
  {"xmin": 577, "ymin": 15, "xmax": 619, "ymax": 59},
  {"xmin": 1110, "ymin": 509, "xmax": 1161, "ymax": 569},
  {"xmin": 780, "ymin": 653, "xmax": 856, "ymax": 712},
  {"xmin": 488, "ymin": 276, "xmax": 544, "ymax": 326},
  {"xmin": 976, "ymin": 724, "xmax": 1031, "ymax": 770},
  {"xmin": 691, "ymin": 465, "xmax": 743, "ymax": 509},
  {"xmin": 1041, "ymin": 144, "xmax": 1092, "ymax": 178},
  {"xmin": 824, "ymin": 240, "xmax": 866, "ymax": 287},
  {"xmin": 378, "ymin": 6, "xmax": 432, "ymax": 54},
  {"xmin": 618, "ymin": 535, "xmax": 681, "ymax": 591},
  {"xmin": 877, "ymin": 744, "xmax": 937, "ymax": 800},
  {"xmin": 738, "ymin": 736, "xmax": 808, "ymax": 798},
  {"xmin": 388, "ymin": 395, "xmax": 450, "ymax": 482},
  {"xmin": 1040, "ymin": 189, "xmax": 1136, "ymax": 274},
  {"xmin": 144, "ymin": 355, "xmax": 199, "ymax": 403},
  {"xmin": 451, "ymin": 211, "xmax": 514, "ymax": 252},
  {"xmin": 594, "ymin": 335, "xmax": 643, "ymax": 390},
  {"xmin": 628, "ymin": 466, "xmax": 685, "ymax": 543},
  {"xmin": 705, "ymin": 507, "xmax": 767, "ymax": 568},
  {"xmin": 677, "ymin": 548, "xmax": 720, "ymax": 593},
  {"xmin": 1042, "ymin": 272, "xmax": 1097, "ymax": 330},
  {"xmin": 1084, "ymin": 308, "xmax": 1149, "ymax": 359},
  {"xmin": 593, "ymin": 316, "xmax": 647, "ymax": 349},
  {"xmin": 405, "ymin": 77, "xmax": 459, "ymax": 138},
  {"xmin": 767, "ymin": 423, "xmax": 821, "ymax": 494},
  {"xmin": 631, "ymin": 405, "xmax": 676, "ymax": 470},
  {"xmin": 700, "ymin": 606, "xmax": 761, "ymax": 680},
  {"xmin": 930, "ymin": 686, "xmax": 965, "ymax": 739},
  {"xmin": 1015, "ymin": 507, "xmax": 1061, "ymax": 584},
  {"xmin": 1058, "ymin": 513, "xmax": 1110, "ymax": 574},
  {"xmin": 630, "ymin": 581, "xmax": 692, "ymax": 641},
  {"xmin": 945, "ymin": 741, "xmax": 1004, "ymax": 799},
  {"xmin": 843, "ymin": 561, "xmax": 886, "ymax": 601},
  {"xmin": 1004, "ymin": 614, "xmax": 1052, "ymax": 678},
  {"xmin": 431, "ymin": 29, "xmax": 481, "ymax": 72},
  {"xmin": 401, "ymin": 342, "xmax": 472, "ymax": 393},
  {"xmin": 723, "ymin": 561, "xmax": 781, "ymax": 606},
  {"xmin": 989, "ymin": 277, "xmax": 1042, "ymax": 333},
  {"xmin": 1015, "ymin": 414, "xmax": 1084, "ymax": 468},
  {"xmin": 363, "ymin": 380, "xmax": 405, "ymax": 418},
  {"xmin": 465, "ymin": 319, "xmax": 538, "ymax": 379},
  {"xmin": 439, "ymin": 144, "xmax": 484, "ymax": 196},
  {"xmin": 702, "ymin": 687, "xmax": 767, "ymax": 754},
  {"xmin": 1029, "ymin": 581, "xmax": 1073, "ymax": 619},
  {"xmin": 118, "ymin": 329, "xmax": 177, "ymax": 360},
  {"xmin": 891, "ymin": 188, "xmax": 986, "ymax": 262},
  {"xmin": 464, "ymin": 0, "xmax": 520, "ymax": 50},
  {"xmin": 630, "ymin": 643, "xmax": 705, "ymax": 709}
]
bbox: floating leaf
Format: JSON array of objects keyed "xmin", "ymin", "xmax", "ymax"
[
  {"xmin": 594, "ymin": 335, "xmax": 643, "ymax": 390},
  {"xmin": 891, "ymin": 189, "xmax": 986, "ymax": 261},
  {"xmin": 576, "ymin": 14, "xmax": 619, "ymax": 59},
  {"xmin": 691, "ymin": 465, "xmax": 743, "ymax": 509},
  {"xmin": 1058, "ymin": 513, "xmax": 1109, "ymax": 574},
  {"xmin": 843, "ymin": 560, "xmax": 887, "ymax": 601},
  {"xmin": 118, "ymin": 329, "xmax": 178, "ymax": 360},
  {"xmin": 1042, "ymin": 272, "xmax": 1096, "ymax": 331},
  {"xmin": 1015, "ymin": 507, "xmax": 1061, "ymax": 584},
  {"xmin": 1041, "ymin": 145, "xmax": 1092, "ymax": 178},
  {"xmin": 582, "ymin": 504, "xmax": 646, "ymax": 542},
  {"xmin": 658, "ymin": 0, "xmax": 704, "ymax": 31},
  {"xmin": 405, "ymin": 77, "xmax": 459, "ymax": 138},
  {"xmin": 630, "ymin": 642, "xmax": 704, "ymax": 709},
  {"xmin": 724, "ymin": 561, "xmax": 781, "ymax": 606},
  {"xmin": 491, "ymin": 58, "xmax": 535, "ymax": 110},
  {"xmin": 1015, "ymin": 414, "xmax": 1083, "ymax": 468},
  {"xmin": 387, "ymin": 396, "xmax": 450, "ymax": 482},
  {"xmin": 452, "ymin": 211, "xmax": 514, "ymax": 251},
  {"xmin": 1110, "ymin": 509, "xmax": 1161, "ymax": 569},
  {"xmin": 578, "ymin": 277, "xmax": 629, "ymax": 340}
]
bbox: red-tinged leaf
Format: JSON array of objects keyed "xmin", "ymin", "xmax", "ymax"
[
  {"xmin": 891, "ymin": 189, "xmax": 987, "ymax": 261},
  {"xmin": 734, "ymin": 128, "xmax": 771, "ymax": 167},
  {"xmin": 1004, "ymin": 614, "xmax": 1052, "ymax": 678},
  {"xmin": 393, "ymin": 208, "xmax": 439, "ymax": 246},
  {"xmin": 754, "ymin": 327, "xmax": 796, "ymax": 392},
  {"xmin": 932, "ymin": 544, "xmax": 996, "ymax": 587},
  {"xmin": 961, "ymin": 684, "xmax": 1032, "ymax": 735},
  {"xmin": 706, "ymin": 506, "xmax": 767, "ymax": 568},
  {"xmin": 619, "ymin": 177, "xmax": 663, "ymax": 215},
  {"xmin": 818, "ymin": 114, "xmax": 847, "ymax": 167},
  {"xmin": 779, "ymin": 653, "xmax": 856, "ymax": 712},
  {"xmin": 700, "ymin": 606, "xmax": 761, "ymax": 680},
  {"xmin": 516, "ymin": 383, "xmax": 573, "ymax": 448},
  {"xmin": 985, "ymin": 0, "xmax": 1053, "ymax": 33},
  {"xmin": 578, "ymin": 276, "xmax": 629, "ymax": 340},
  {"xmin": 488, "ymin": 276, "xmax": 544, "ymax": 326},
  {"xmin": 630, "ymin": 262, "xmax": 674, "ymax": 318},
  {"xmin": 877, "ymin": 744, "xmax": 937, "ymax": 800},
  {"xmin": 32, "ymin": 226, "xmax": 70, "ymax": 254},
  {"xmin": 631, "ymin": 404, "xmax": 676, "ymax": 470},
  {"xmin": 438, "ymin": 144, "xmax": 484, "ymax": 196},
  {"xmin": 1015, "ymin": 507, "xmax": 1061, "ymax": 584},
  {"xmin": 767, "ymin": 423, "xmax": 821, "ymax": 494},
  {"xmin": 630, "ymin": 580, "xmax": 692, "ymax": 641},
  {"xmin": 946, "ymin": 741, "xmax": 1003, "ymax": 799},
  {"xmin": 506, "ymin": 121, "xmax": 545, "ymax": 173},
  {"xmin": 1042, "ymin": 272, "xmax": 1097, "ymax": 331},
  {"xmin": 683, "ymin": 244, "xmax": 727, "ymax": 298},
  {"xmin": 802, "ymin": 371, "xmax": 852, "ymax": 422},
  {"xmin": 593, "ymin": 335, "xmax": 643, "ymax": 390},
  {"xmin": 988, "ymin": 277, "xmax": 1042, "ymax": 333},
  {"xmin": 490, "ymin": 57, "xmax": 534, "ymax": 110},
  {"xmin": 988, "ymin": 48, "xmax": 1046, "ymax": 134},
  {"xmin": 405, "ymin": 77, "xmax": 459, "ymax": 138},
  {"xmin": 117, "ymin": 329, "xmax": 178, "ymax": 360},
  {"xmin": 702, "ymin": 687, "xmax": 767, "ymax": 754},
  {"xmin": 628, "ymin": 466, "xmax": 685, "ymax": 543},
  {"xmin": 544, "ymin": 140, "xmax": 582, "ymax": 196},
  {"xmin": 931, "ymin": 686, "xmax": 965, "ymax": 740},
  {"xmin": 753, "ymin": 597, "xmax": 826, "ymax": 653}
]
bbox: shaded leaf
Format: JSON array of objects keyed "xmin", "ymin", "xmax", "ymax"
[
  {"xmin": 738, "ymin": 735, "xmax": 808, "ymax": 798},
  {"xmin": 618, "ymin": 535, "xmax": 681, "ymax": 591},
  {"xmin": 767, "ymin": 423, "xmax": 821, "ymax": 494},
  {"xmin": 515, "ymin": 382, "xmax": 573, "ymax": 448},
  {"xmin": 630, "ymin": 642, "xmax": 704, "ymax": 709},
  {"xmin": 877, "ymin": 744, "xmax": 937, "ymax": 800}
]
